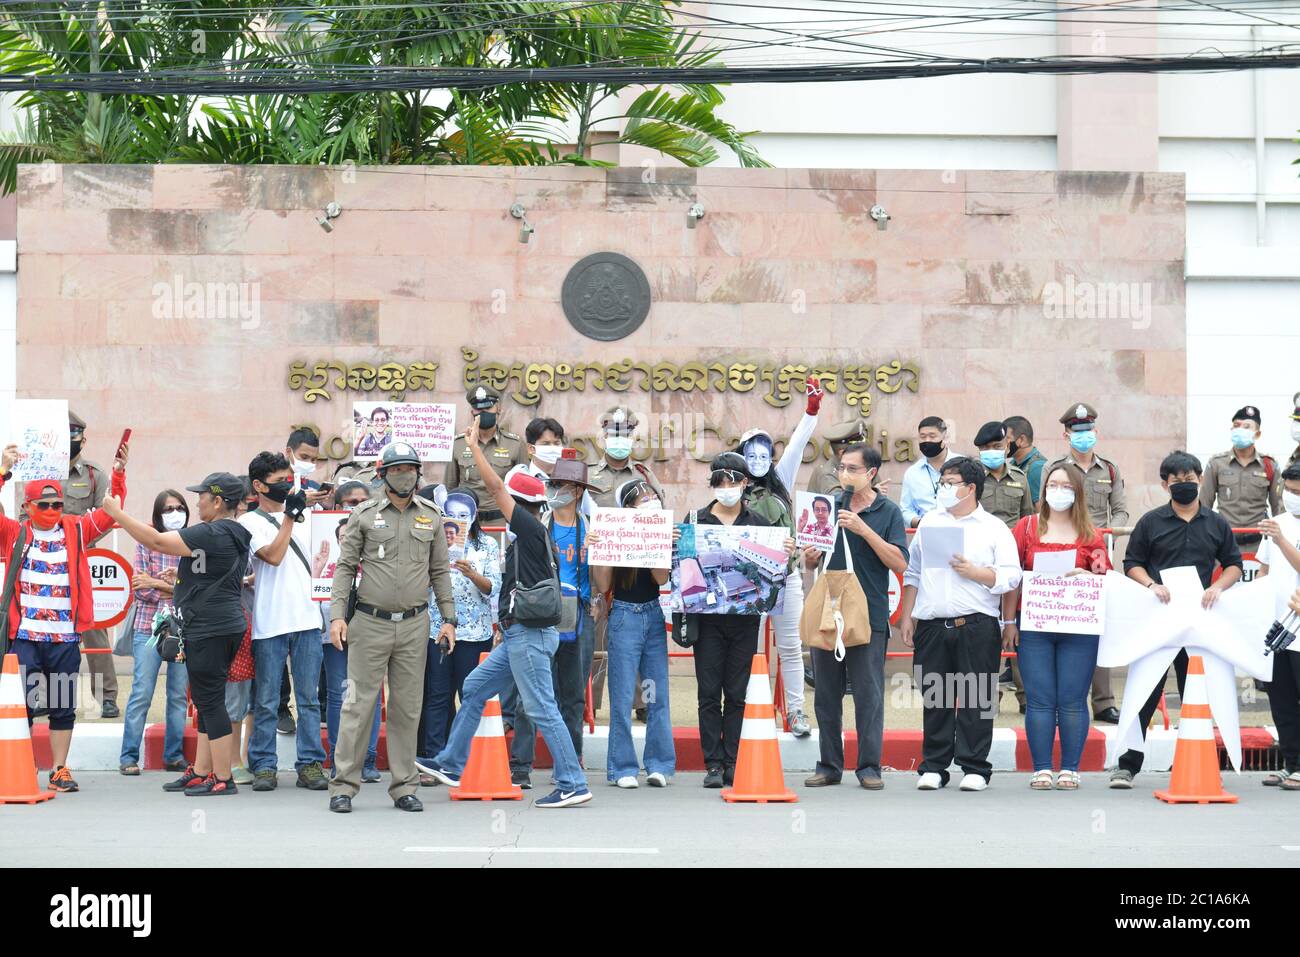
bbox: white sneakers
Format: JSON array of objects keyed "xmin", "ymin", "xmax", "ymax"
[
  {"xmin": 916, "ymin": 772, "xmax": 990, "ymax": 791},
  {"xmin": 646, "ymin": 773, "xmax": 668, "ymax": 788},
  {"xmin": 615, "ymin": 776, "xmax": 639, "ymax": 789},
  {"xmin": 916, "ymin": 772, "xmax": 944, "ymax": 790}
]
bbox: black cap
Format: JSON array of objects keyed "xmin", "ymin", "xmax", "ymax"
[
  {"xmin": 1232, "ymin": 405, "xmax": 1261, "ymax": 426},
  {"xmin": 974, "ymin": 421, "xmax": 1007, "ymax": 446},
  {"xmin": 185, "ymin": 472, "xmax": 245, "ymax": 501}
]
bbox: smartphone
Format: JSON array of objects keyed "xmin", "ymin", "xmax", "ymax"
[
  {"xmin": 117, "ymin": 428, "xmax": 132, "ymax": 453},
  {"xmin": 318, "ymin": 482, "xmax": 335, "ymax": 494}
]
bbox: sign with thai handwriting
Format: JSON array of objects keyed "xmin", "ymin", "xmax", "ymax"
[
  {"xmin": 9, "ymin": 399, "xmax": 69, "ymax": 482},
  {"xmin": 589, "ymin": 506, "xmax": 673, "ymax": 568},
  {"xmin": 1021, "ymin": 572, "xmax": 1106, "ymax": 636}
]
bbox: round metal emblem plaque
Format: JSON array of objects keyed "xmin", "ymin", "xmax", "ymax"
[{"xmin": 561, "ymin": 252, "xmax": 651, "ymax": 341}]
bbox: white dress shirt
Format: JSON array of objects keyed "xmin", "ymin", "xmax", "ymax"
[{"xmin": 903, "ymin": 503, "xmax": 1022, "ymax": 619}]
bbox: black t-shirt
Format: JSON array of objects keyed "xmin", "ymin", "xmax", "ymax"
[
  {"xmin": 175, "ymin": 520, "xmax": 253, "ymax": 641},
  {"xmin": 826, "ymin": 495, "xmax": 909, "ymax": 634},
  {"xmin": 1123, "ymin": 503, "xmax": 1243, "ymax": 589},
  {"xmin": 614, "ymin": 567, "xmax": 661, "ymax": 604},
  {"xmin": 500, "ymin": 506, "xmax": 558, "ymax": 621}
]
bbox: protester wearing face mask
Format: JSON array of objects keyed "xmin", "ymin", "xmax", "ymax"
[
  {"xmin": 1200, "ymin": 405, "xmax": 1280, "ymax": 552},
  {"xmin": 1003, "ymin": 465, "xmax": 1111, "ymax": 790},
  {"xmin": 1110, "ymin": 451, "xmax": 1243, "ymax": 789},
  {"xmin": 118, "ymin": 490, "xmax": 192, "ymax": 777},
  {"xmin": 284, "ymin": 426, "xmax": 332, "ymax": 508},
  {"xmin": 444, "ymin": 385, "xmax": 527, "ymax": 526},
  {"xmin": 0, "ymin": 441, "xmax": 127, "ymax": 793},
  {"xmin": 900, "ymin": 416, "xmax": 956, "ymax": 529},
  {"xmin": 899, "ymin": 457, "xmax": 1021, "ymax": 792},
  {"xmin": 1043, "ymin": 402, "xmax": 1128, "ymax": 725},
  {"xmin": 62, "ymin": 410, "xmax": 122, "ymax": 718},
  {"xmin": 731, "ymin": 376, "xmax": 824, "ymax": 737},
  {"xmin": 1256, "ymin": 465, "xmax": 1300, "ymax": 788},
  {"xmin": 1003, "ymin": 416, "xmax": 1047, "ymax": 505},
  {"xmin": 683, "ymin": 452, "xmax": 798, "ymax": 788},
  {"xmin": 326, "ymin": 442, "xmax": 456, "ymax": 813}
]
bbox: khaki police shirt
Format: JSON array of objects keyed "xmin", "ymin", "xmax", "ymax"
[
  {"xmin": 443, "ymin": 431, "xmax": 526, "ymax": 507},
  {"xmin": 65, "ymin": 457, "xmax": 111, "ymax": 545},
  {"xmin": 587, "ymin": 457, "xmax": 666, "ymax": 508},
  {"xmin": 328, "ymin": 494, "xmax": 456, "ymax": 624},
  {"xmin": 980, "ymin": 463, "xmax": 1034, "ymax": 529},
  {"xmin": 807, "ymin": 461, "xmax": 842, "ymax": 497},
  {"xmin": 1042, "ymin": 453, "xmax": 1129, "ymax": 529},
  {"xmin": 1200, "ymin": 450, "xmax": 1279, "ymax": 530}
]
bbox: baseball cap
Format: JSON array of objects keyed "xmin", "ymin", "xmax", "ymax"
[{"xmin": 185, "ymin": 472, "xmax": 246, "ymax": 501}]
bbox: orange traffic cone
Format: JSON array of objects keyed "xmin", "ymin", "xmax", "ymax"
[
  {"xmin": 450, "ymin": 652, "xmax": 522, "ymax": 802},
  {"xmin": 723, "ymin": 654, "xmax": 796, "ymax": 804},
  {"xmin": 0, "ymin": 652, "xmax": 54, "ymax": 804},
  {"xmin": 1155, "ymin": 654, "xmax": 1237, "ymax": 805}
]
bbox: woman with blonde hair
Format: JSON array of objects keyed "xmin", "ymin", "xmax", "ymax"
[{"xmin": 1003, "ymin": 463, "xmax": 1111, "ymax": 790}]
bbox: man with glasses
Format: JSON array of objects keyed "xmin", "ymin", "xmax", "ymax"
[{"xmin": 899, "ymin": 456, "xmax": 1021, "ymax": 792}]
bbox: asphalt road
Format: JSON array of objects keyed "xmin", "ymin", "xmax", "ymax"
[{"xmin": 4, "ymin": 772, "xmax": 1299, "ymax": 867}]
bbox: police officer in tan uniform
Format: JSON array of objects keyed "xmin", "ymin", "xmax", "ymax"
[
  {"xmin": 64, "ymin": 410, "xmax": 120, "ymax": 717},
  {"xmin": 974, "ymin": 421, "xmax": 1034, "ymax": 528},
  {"xmin": 1043, "ymin": 402, "xmax": 1128, "ymax": 723},
  {"xmin": 808, "ymin": 420, "xmax": 868, "ymax": 497},
  {"xmin": 1201, "ymin": 405, "xmax": 1280, "ymax": 553},
  {"xmin": 444, "ymin": 385, "xmax": 526, "ymax": 525},
  {"xmin": 327, "ymin": 442, "xmax": 457, "ymax": 813}
]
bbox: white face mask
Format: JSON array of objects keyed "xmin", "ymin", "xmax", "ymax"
[
  {"xmin": 1284, "ymin": 490, "xmax": 1300, "ymax": 516},
  {"xmin": 635, "ymin": 500, "xmax": 660, "ymax": 511},
  {"xmin": 162, "ymin": 511, "xmax": 187, "ymax": 531},
  {"xmin": 714, "ymin": 486, "xmax": 743, "ymax": 508},
  {"xmin": 533, "ymin": 444, "xmax": 563, "ymax": 466},
  {"xmin": 1045, "ymin": 488, "xmax": 1076, "ymax": 513},
  {"xmin": 290, "ymin": 455, "xmax": 316, "ymax": 477},
  {"xmin": 936, "ymin": 483, "xmax": 963, "ymax": 511},
  {"xmin": 605, "ymin": 436, "xmax": 634, "ymax": 460}
]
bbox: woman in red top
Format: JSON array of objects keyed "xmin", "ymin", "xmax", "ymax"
[{"xmin": 1002, "ymin": 463, "xmax": 1111, "ymax": 790}]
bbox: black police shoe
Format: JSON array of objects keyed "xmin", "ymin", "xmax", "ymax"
[
  {"xmin": 394, "ymin": 794, "xmax": 423, "ymax": 812},
  {"xmin": 329, "ymin": 795, "xmax": 352, "ymax": 813}
]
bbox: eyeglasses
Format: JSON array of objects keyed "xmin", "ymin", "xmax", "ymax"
[
  {"xmin": 32, "ymin": 501, "xmax": 63, "ymax": 510},
  {"xmin": 835, "ymin": 464, "xmax": 868, "ymax": 474},
  {"xmin": 160, "ymin": 505, "xmax": 186, "ymax": 514}
]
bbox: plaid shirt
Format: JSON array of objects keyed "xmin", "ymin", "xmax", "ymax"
[{"xmin": 133, "ymin": 543, "xmax": 180, "ymax": 635}]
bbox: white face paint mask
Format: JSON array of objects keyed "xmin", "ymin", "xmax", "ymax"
[
  {"xmin": 714, "ymin": 486, "xmax": 743, "ymax": 508},
  {"xmin": 1045, "ymin": 488, "xmax": 1076, "ymax": 512},
  {"xmin": 1284, "ymin": 490, "xmax": 1300, "ymax": 517},
  {"xmin": 743, "ymin": 439, "xmax": 772, "ymax": 479},
  {"xmin": 162, "ymin": 511, "xmax": 187, "ymax": 531},
  {"xmin": 533, "ymin": 445, "xmax": 563, "ymax": 466}
]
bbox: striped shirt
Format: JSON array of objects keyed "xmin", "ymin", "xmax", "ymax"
[
  {"xmin": 133, "ymin": 543, "xmax": 181, "ymax": 635},
  {"xmin": 15, "ymin": 525, "xmax": 77, "ymax": 643}
]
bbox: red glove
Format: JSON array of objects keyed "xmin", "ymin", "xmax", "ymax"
[{"xmin": 805, "ymin": 376, "xmax": 823, "ymax": 416}]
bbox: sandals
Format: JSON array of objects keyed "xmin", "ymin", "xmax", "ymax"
[
  {"xmin": 1281, "ymin": 772, "xmax": 1300, "ymax": 791},
  {"xmin": 1055, "ymin": 770, "xmax": 1080, "ymax": 790},
  {"xmin": 1264, "ymin": 771, "xmax": 1287, "ymax": 787},
  {"xmin": 119, "ymin": 764, "xmax": 141, "ymax": 776},
  {"xmin": 1029, "ymin": 770, "xmax": 1053, "ymax": 790}
]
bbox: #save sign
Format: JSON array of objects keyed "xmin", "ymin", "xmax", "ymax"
[{"xmin": 87, "ymin": 548, "xmax": 133, "ymax": 630}]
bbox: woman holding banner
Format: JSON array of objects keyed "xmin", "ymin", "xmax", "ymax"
[
  {"xmin": 588, "ymin": 479, "xmax": 675, "ymax": 789},
  {"xmin": 1004, "ymin": 463, "xmax": 1111, "ymax": 790}
]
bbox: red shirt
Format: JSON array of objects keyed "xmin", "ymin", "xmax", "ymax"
[{"xmin": 1011, "ymin": 515, "xmax": 1112, "ymax": 574}]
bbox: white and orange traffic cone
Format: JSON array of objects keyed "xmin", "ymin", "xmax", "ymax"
[
  {"xmin": 450, "ymin": 652, "xmax": 523, "ymax": 802},
  {"xmin": 1155, "ymin": 654, "xmax": 1237, "ymax": 805},
  {"xmin": 0, "ymin": 652, "xmax": 54, "ymax": 805},
  {"xmin": 723, "ymin": 654, "xmax": 796, "ymax": 804}
]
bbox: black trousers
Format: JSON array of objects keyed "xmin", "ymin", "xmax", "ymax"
[
  {"xmin": 812, "ymin": 630, "xmax": 888, "ymax": 780},
  {"xmin": 1269, "ymin": 649, "xmax": 1300, "ymax": 772},
  {"xmin": 914, "ymin": 615, "xmax": 1002, "ymax": 783},
  {"xmin": 694, "ymin": 615, "xmax": 760, "ymax": 769},
  {"xmin": 1117, "ymin": 649, "xmax": 1189, "ymax": 777},
  {"xmin": 188, "ymin": 632, "xmax": 242, "ymax": 741}
]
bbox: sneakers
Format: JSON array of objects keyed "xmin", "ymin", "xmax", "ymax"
[
  {"xmin": 230, "ymin": 765, "xmax": 254, "ymax": 786},
  {"xmin": 1109, "ymin": 769, "xmax": 1135, "ymax": 789},
  {"xmin": 646, "ymin": 772, "xmax": 669, "ymax": 788},
  {"xmin": 723, "ymin": 765, "xmax": 735, "ymax": 787},
  {"xmin": 163, "ymin": 765, "xmax": 202, "ymax": 792},
  {"xmin": 277, "ymin": 712, "xmax": 295, "ymax": 736},
  {"xmin": 510, "ymin": 769, "xmax": 533, "ymax": 790},
  {"xmin": 186, "ymin": 773, "xmax": 237, "ymax": 796},
  {"xmin": 959, "ymin": 773, "xmax": 988, "ymax": 792},
  {"xmin": 703, "ymin": 766, "xmax": 724, "ymax": 789},
  {"xmin": 788, "ymin": 709, "xmax": 812, "ymax": 738},
  {"xmin": 297, "ymin": 762, "xmax": 328, "ymax": 791},
  {"xmin": 535, "ymin": 786, "xmax": 593, "ymax": 808},
  {"xmin": 47, "ymin": 766, "xmax": 79, "ymax": 793},
  {"xmin": 414, "ymin": 759, "xmax": 460, "ymax": 789},
  {"xmin": 251, "ymin": 770, "xmax": 278, "ymax": 791},
  {"xmin": 916, "ymin": 772, "xmax": 944, "ymax": 790},
  {"xmin": 361, "ymin": 765, "xmax": 382, "ymax": 784},
  {"xmin": 614, "ymin": 776, "xmax": 639, "ymax": 789}
]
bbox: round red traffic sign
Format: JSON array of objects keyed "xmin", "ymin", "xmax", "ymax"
[{"xmin": 86, "ymin": 547, "xmax": 134, "ymax": 630}]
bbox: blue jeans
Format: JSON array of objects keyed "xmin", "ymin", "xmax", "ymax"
[
  {"xmin": 607, "ymin": 600, "xmax": 674, "ymax": 781},
  {"xmin": 511, "ymin": 608, "xmax": 594, "ymax": 771},
  {"xmin": 119, "ymin": 629, "xmax": 188, "ymax": 767},
  {"xmin": 435, "ymin": 624, "xmax": 586, "ymax": 792},
  {"xmin": 323, "ymin": 643, "xmax": 380, "ymax": 770},
  {"xmin": 1017, "ymin": 630, "xmax": 1099, "ymax": 772},
  {"xmin": 418, "ymin": 638, "xmax": 489, "ymax": 762},
  {"xmin": 250, "ymin": 630, "xmax": 326, "ymax": 772}
]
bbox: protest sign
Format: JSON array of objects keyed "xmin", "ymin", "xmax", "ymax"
[
  {"xmin": 87, "ymin": 548, "xmax": 133, "ymax": 630},
  {"xmin": 8, "ymin": 399, "xmax": 69, "ymax": 482},
  {"xmin": 1021, "ymin": 571, "xmax": 1106, "ymax": 636},
  {"xmin": 670, "ymin": 523, "xmax": 789, "ymax": 615},
  {"xmin": 310, "ymin": 510, "xmax": 349, "ymax": 601},
  {"xmin": 795, "ymin": 491, "xmax": 836, "ymax": 553},
  {"xmin": 589, "ymin": 507, "xmax": 673, "ymax": 568},
  {"xmin": 352, "ymin": 402, "xmax": 456, "ymax": 462}
]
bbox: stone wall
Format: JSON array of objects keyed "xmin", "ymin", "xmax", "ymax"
[{"xmin": 15, "ymin": 164, "xmax": 1185, "ymax": 518}]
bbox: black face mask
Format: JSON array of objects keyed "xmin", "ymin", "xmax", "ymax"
[
  {"xmin": 262, "ymin": 480, "xmax": 293, "ymax": 504},
  {"xmin": 477, "ymin": 411, "xmax": 497, "ymax": 430},
  {"xmin": 70, "ymin": 439, "xmax": 84, "ymax": 459},
  {"xmin": 1169, "ymin": 481, "xmax": 1200, "ymax": 506},
  {"xmin": 919, "ymin": 441, "xmax": 945, "ymax": 460}
]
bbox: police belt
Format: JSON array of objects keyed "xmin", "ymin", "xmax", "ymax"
[{"xmin": 354, "ymin": 601, "xmax": 429, "ymax": 623}]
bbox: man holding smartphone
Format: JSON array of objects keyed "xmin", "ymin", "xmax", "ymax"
[{"xmin": 444, "ymin": 386, "xmax": 527, "ymax": 525}]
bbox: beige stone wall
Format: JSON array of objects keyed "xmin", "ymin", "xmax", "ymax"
[{"xmin": 15, "ymin": 164, "xmax": 1185, "ymax": 519}]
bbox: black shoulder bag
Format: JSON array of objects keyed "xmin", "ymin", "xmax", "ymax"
[
  {"xmin": 252, "ymin": 508, "xmax": 312, "ymax": 577},
  {"xmin": 508, "ymin": 524, "xmax": 562, "ymax": 628}
]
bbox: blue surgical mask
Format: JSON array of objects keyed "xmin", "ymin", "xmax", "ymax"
[
  {"xmin": 605, "ymin": 436, "xmax": 634, "ymax": 460},
  {"xmin": 1230, "ymin": 428, "xmax": 1255, "ymax": 450},
  {"xmin": 979, "ymin": 450, "xmax": 1005, "ymax": 470},
  {"xmin": 1069, "ymin": 430, "xmax": 1097, "ymax": 454}
]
